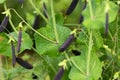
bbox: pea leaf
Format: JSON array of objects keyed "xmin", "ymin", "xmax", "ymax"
[
  {"xmin": 34, "ymin": 25, "xmax": 71, "ymax": 57},
  {"xmin": 69, "ymin": 46, "xmax": 102, "ymax": 80},
  {"xmin": 0, "ymin": 33, "xmax": 11, "ymax": 57},
  {"xmin": 83, "ymin": 1, "xmax": 118, "ymax": 29},
  {"xmin": 93, "ymin": 30, "xmax": 103, "ymax": 49}
]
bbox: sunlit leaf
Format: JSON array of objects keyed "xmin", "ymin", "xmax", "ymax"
[
  {"xmin": 83, "ymin": 1, "xmax": 118, "ymax": 29},
  {"xmin": 69, "ymin": 46, "xmax": 102, "ymax": 80}
]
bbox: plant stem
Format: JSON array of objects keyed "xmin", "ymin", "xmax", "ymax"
[
  {"xmin": 9, "ymin": 18, "xmax": 18, "ymax": 33},
  {"xmin": 86, "ymin": 30, "xmax": 93, "ymax": 77},
  {"xmin": 10, "ymin": 9, "xmax": 56, "ymax": 44},
  {"xmin": 88, "ymin": 0, "xmax": 94, "ymax": 19},
  {"xmin": 64, "ymin": 52, "xmax": 85, "ymax": 75},
  {"xmin": 4, "ymin": 3, "xmax": 18, "ymax": 33},
  {"xmin": 50, "ymin": 0, "xmax": 59, "ymax": 43},
  {"xmin": 29, "ymin": 0, "xmax": 48, "ymax": 23}
]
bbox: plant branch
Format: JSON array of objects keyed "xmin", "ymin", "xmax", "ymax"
[
  {"xmin": 10, "ymin": 9, "xmax": 56, "ymax": 44},
  {"xmin": 88, "ymin": 0, "xmax": 94, "ymax": 19},
  {"xmin": 29, "ymin": 0, "xmax": 48, "ymax": 23},
  {"xmin": 86, "ymin": 30, "xmax": 93, "ymax": 76},
  {"xmin": 50, "ymin": 0, "xmax": 59, "ymax": 43}
]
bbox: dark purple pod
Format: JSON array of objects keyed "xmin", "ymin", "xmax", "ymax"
[
  {"xmin": 59, "ymin": 34, "xmax": 75, "ymax": 52},
  {"xmin": 32, "ymin": 15, "xmax": 40, "ymax": 29},
  {"xmin": 82, "ymin": 0, "xmax": 87, "ymax": 10},
  {"xmin": 104, "ymin": 12, "xmax": 109, "ymax": 36},
  {"xmin": 0, "ymin": 16, "xmax": 9, "ymax": 32},
  {"xmin": 72, "ymin": 50, "xmax": 81, "ymax": 56},
  {"xmin": 17, "ymin": 29, "xmax": 22, "ymax": 53},
  {"xmin": 19, "ymin": 0, "xmax": 24, "ymax": 4},
  {"xmin": 43, "ymin": 3, "xmax": 48, "ymax": 18},
  {"xmin": 66, "ymin": 0, "xmax": 79, "ymax": 15},
  {"xmin": 54, "ymin": 67, "xmax": 64, "ymax": 80},
  {"xmin": 79, "ymin": 14, "xmax": 84, "ymax": 24},
  {"xmin": 16, "ymin": 57, "xmax": 33, "ymax": 69},
  {"xmin": 11, "ymin": 41, "xmax": 16, "ymax": 67}
]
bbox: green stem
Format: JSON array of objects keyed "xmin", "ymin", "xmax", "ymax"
[
  {"xmin": 50, "ymin": 0, "xmax": 59, "ymax": 43},
  {"xmin": 9, "ymin": 18, "xmax": 18, "ymax": 33},
  {"xmin": 64, "ymin": 52, "xmax": 72, "ymax": 66},
  {"xmin": 29, "ymin": 0, "xmax": 48, "ymax": 23},
  {"xmin": 86, "ymin": 30, "xmax": 93, "ymax": 76},
  {"xmin": 10, "ymin": 9, "xmax": 56, "ymax": 44},
  {"xmin": 64, "ymin": 52, "xmax": 85, "ymax": 75},
  {"xmin": 63, "ymin": 24, "xmax": 81, "ymax": 26},
  {"xmin": 71, "ymin": 59, "xmax": 85, "ymax": 75},
  {"xmin": 88, "ymin": 0, "xmax": 94, "ymax": 19},
  {"xmin": 4, "ymin": 3, "xmax": 17, "ymax": 33}
]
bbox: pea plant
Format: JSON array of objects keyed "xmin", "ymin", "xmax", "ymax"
[{"xmin": 0, "ymin": 0, "xmax": 120, "ymax": 80}]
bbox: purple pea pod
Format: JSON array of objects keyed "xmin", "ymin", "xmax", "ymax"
[
  {"xmin": 59, "ymin": 34, "xmax": 75, "ymax": 52},
  {"xmin": 43, "ymin": 3, "xmax": 48, "ymax": 18},
  {"xmin": 11, "ymin": 41, "xmax": 16, "ymax": 67},
  {"xmin": 66, "ymin": 0, "xmax": 79, "ymax": 15},
  {"xmin": 17, "ymin": 29, "xmax": 22, "ymax": 53},
  {"xmin": 0, "ymin": 16, "xmax": 9, "ymax": 32},
  {"xmin": 16, "ymin": 57, "xmax": 33, "ymax": 69},
  {"xmin": 19, "ymin": 0, "xmax": 24, "ymax": 4},
  {"xmin": 32, "ymin": 15, "xmax": 40, "ymax": 29},
  {"xmin": 54, "ymin": 67, "xmax": 64, "ymax": 80},
  {"xmin": 104, "ymin": 12, "xmax": 109, "ymax": 36}
]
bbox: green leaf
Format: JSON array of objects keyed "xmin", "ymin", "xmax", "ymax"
[
  {"xmin": 83, "ymin": 1, "xmax": 118, "ymax": 29},
  {"xmin": 0, "ymin": 33, "xmax": 11, "ymax": 57},
  {"xmin": 55, "ymin": 13, "xmax": 64, "ymax": 25},
  {"xmin": 69, "ymin": 46, "xmax": 102, "ymax": 80},
  {"xmin": 34, "ymin": 25, "xmax": 71, "ymax": 57},
  {"xmin": 0, "ymin": 0, "xmax": 5, "ymax": 4},
  {"xmin": 93, "ymin": 30, "xmax": 103, "ymax": 49},
  {"xmin": 77, "ymin": 30, "xmax": 88, "ymax": 44}
]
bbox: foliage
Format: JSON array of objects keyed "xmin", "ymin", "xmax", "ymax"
[{"xmin": 0, "ymin": 0, "xmax": 120, "ymax": 80}]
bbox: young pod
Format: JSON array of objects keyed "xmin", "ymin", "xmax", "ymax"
[
  {"xmin": 105, "ymin": 12, "xmax": 109, "ymax": 36},
  {"xmin": 32, "ymin": 15, "xmax": 40, "ymax": 29},
  {"xmin": 0, "ymin": 16, "xmax": 9, "ymax": 32},
  {"xmin": 11, "ymin": 41, "xmax": 16, "ymax": 67},
  {"xmin": 17, "ymin": 29, "xmax": 22, "ymax": 53},
  {"xmin": 59, "ymin": 34, "xmax": 75, "ymax": 52},
  {"xmin": 54, "ymin": 67, "xmax": 64, "ymax": 80},
  {"xmin": 43, "ymin": 3, "xmax": 48, "ymax": 18},
  {"xmin": 16, "ymin": 57, "xmax": 33, "ymax": 69},
  {"xmin": 72, "ymin": 50, "xmax": 81, "ymax": 56},
  {"xmin": 66, "ymin": 0, "xmax": 79, "ymax": 15}
]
